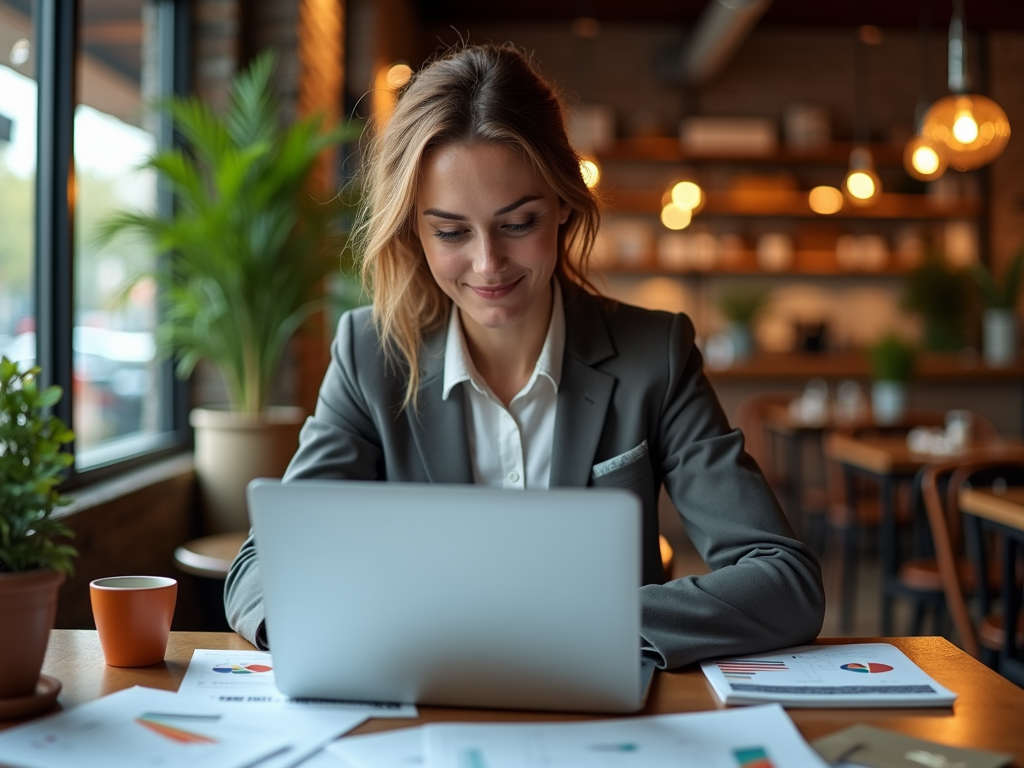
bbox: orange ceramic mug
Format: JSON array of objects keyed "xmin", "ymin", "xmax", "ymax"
[{"xmin": 90, "ymin": 576, "xmax": 177, "ymax": 667}]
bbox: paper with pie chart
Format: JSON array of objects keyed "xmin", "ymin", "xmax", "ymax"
[
  {"xmin": 700, "ymin": 643, "xmax": 956, "ymax": 708},
  {"xmin": 178, "ymin": 649, "xmax": 417, "ymax": 716},
  {"xmin": 0, "ymin": 685, "xmax": 364, "ymax": 768}
]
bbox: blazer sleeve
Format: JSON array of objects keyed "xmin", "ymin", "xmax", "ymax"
[
  {"xmin": 224, "ymin": 309, "xmax": 384, "ymax": 648},
  {"xmin": 639, "ymin": 313, "xmax": 825, "ymax": 669}
]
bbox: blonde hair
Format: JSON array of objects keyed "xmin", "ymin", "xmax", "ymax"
[{"xmin": 354, "ymin": 43, "xmax": 601, "ymax": 408}]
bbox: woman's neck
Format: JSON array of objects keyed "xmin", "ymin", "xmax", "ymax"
[{"xmin": 461, "ymin": 282, "xmax": 554, "ymax": 407}]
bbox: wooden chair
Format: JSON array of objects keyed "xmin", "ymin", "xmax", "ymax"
[{"xmin": 948, "ymin": 460, "xmax": 1024, "ymax": 664}]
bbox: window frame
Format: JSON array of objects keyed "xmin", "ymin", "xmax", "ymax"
[{"xmin": 32, "ymin": 0, "xmax": 192, "ymax": 487}]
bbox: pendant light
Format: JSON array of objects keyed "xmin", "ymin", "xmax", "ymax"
[
  {"xmin": 844, "ymin": 28, "xmax": 881, "ymax": 207},
  {"xmin": 844, "ymin": 147, "xmax": 882, "ymax": 207},
  {"xmin": 921, "ymin": 0, "xmax": 1010, "ymax": 171},
  {"xmin": 904, "ymin": 2, "xmax": 948, "ymax": 182}
]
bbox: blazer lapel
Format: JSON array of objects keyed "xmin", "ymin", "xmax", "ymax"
[
  {"xmin": 407, "ymin": 323, "xmax": 475, "ymax": 484},
  {"xmin": 549, "ymin": 283, "xmax": 617, "ymax": 488}
]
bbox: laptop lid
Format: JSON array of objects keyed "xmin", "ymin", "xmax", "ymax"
[{"xmin": 248, "ymin": 479, "xmax": 644, "ymax": 714}]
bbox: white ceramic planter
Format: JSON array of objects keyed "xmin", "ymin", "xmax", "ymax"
[
  {"xmin": 871, "ymin": 380, "xmax": 907, "ymax": 426},
  {"xmin": 983, "ymin": 308, "xmax": 1018, "ymax": 368},
  {"xmin": 727, "ymin": 324, "xmax": 754, "ymax": 362},
  {"xmin": 190, "ymin": 406, "xmax": 305, "ymax": 533}
]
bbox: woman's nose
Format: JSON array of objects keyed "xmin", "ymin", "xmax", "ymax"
[{"xmin": 474, "ymin": 234, "xmax": 507, "ymax": 277}]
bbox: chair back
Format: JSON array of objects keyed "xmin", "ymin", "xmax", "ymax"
[{"xmin": 921, "ymin": 456, "xmax": 1024, "ymax": 659}]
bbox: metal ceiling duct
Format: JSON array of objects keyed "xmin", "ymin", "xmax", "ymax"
[{"xmin": 680, "ymin": 0, "xmax": 774, "ymax": 85}]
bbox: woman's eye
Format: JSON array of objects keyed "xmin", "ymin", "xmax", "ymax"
[
  {"xmin": 433, "ymin": 229, "xmax": 465, "ymax": 242},
  {"xmin": 503, "ymin": 216, "xmax": 538, "ymax": 234}
]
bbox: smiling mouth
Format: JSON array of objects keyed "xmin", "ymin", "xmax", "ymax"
[{"xmin": 468, "ymin": 276, "xmax": 523, "ymax": 299}]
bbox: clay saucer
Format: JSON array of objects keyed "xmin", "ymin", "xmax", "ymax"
[{"xmin": 0, "ymin": 675, "xmax": 62, "ymax": 720}]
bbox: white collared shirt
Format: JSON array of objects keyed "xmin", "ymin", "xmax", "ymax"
[{"xmin": 441, "ymin": 281, "xmax": 564, "ymax": 490}]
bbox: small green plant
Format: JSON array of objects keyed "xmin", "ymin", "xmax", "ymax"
[
  {"xmin": 0, "ymin": 357, "xmax": 77, "ymax": 575},
  {"xmin": 902, "ymin": 254, "xmax": 970, "ymax": 351},
  {"xmin": 868, "ymin": 334, "xmax": 916, "ymax": 382},
  {"xmin": 718, "ymin": 286, "xmax": 771, "ymax": 326},
  {"xmin": 970, "ymin": 249, "xmax": 1024, "ymax": 309}
]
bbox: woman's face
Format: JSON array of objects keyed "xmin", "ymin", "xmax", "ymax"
[{"xmin": 415, "ymin": 142, "xmax": 569, "ymax": 338}]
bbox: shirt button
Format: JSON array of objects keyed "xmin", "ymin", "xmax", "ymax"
[{"xmin": 507, "ymin": 471, "xmax": 520, "ymax": 483}]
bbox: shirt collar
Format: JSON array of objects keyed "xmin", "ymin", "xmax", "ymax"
[{"xmin": 442, "ymin": 279, "xmax": 565, "ymax": 401}]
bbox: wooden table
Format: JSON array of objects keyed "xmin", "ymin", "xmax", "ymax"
[
  {"xmin": 6, "ymin": 631, "xmax": 1024, "ymax": 763},
  {"xmin": 826, "ymin": 434, "xmax": 1024, "ymax": 635},
  {"xmin": 959, "ymin": 487, "xmax": 1024, "ymax": 686}
]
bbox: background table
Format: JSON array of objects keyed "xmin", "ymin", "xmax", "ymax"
[
  {"xmin": 959, "ymin": 487, "xmax": 1024, "ymax": 686},
  {"xmin": 827, "ymin": 434, "xmax": 1024, "ymax": 635},
  {"xmin": 5, "ymin": 631, "xmax": 1023, "ymax": 763}
]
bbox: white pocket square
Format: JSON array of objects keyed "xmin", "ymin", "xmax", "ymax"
[{"xmin": 591, "ymin": 440, "xmax": 648, "ymax": 479}]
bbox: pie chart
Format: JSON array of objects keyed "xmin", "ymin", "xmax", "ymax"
[
  {"xmin": 841, "ymin": 662, "xmax": 893, "ymax": 674},
  {"xmin": 212, "ymin": 663, "xmax": 273, "ymax": 674}
]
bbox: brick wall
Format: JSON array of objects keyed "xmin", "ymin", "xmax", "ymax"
[{"xmin": 191, "ymin": 0, "xmax": 240, "ymax": 110}]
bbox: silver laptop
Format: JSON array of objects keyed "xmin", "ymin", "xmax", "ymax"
[{"xmin": 247, "ymin": 478, "xmax": 654, "ymax": 714}]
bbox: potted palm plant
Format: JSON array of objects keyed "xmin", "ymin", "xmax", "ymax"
[
  {"xmin": 0, "ymin": 357, "xmax": 76, "ymax": 712},
  {"xmin": 96, "ymin": 52, "xmax": 361, "ymax": 532},
  {"xmin": 868, "ymin": 334, "xmax": 916, "ymax": 425},
  {"xmin": 970, "ymin": 249, "xmax": 1023, "ymax": 368}
]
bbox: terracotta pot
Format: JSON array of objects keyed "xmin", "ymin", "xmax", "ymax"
[
  {"xmin": 0, "ymin": 569, "xmax": 65, "ymax": 698},
  {"xmin": 190, "ymin": 406, "xmax": 305, "ymax": 533}
]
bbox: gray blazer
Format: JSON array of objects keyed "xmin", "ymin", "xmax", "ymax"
[{"xmin": 224, "ymin": 281, "xmax": 824, "ymax": 669}]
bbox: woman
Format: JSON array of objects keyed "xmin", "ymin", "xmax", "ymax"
[{"xmin": 225, "ymin": 43, "xmax": 824, "ymax": 668}]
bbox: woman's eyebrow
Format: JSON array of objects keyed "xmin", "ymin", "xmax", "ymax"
[
  {"xmin": 494, "ymin": 194, "xmax": 543, "ymax": 215},
  {"xmin": 421, "ymin": 194, "xmax": 543, "ymax": 221}
]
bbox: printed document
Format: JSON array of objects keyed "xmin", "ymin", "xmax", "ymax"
[
  {"xmin": 701, "ymin": 643, "xmax": 957, "ymax": 707},
  {"xmin": 179, "ymin": 649, "xmax": 418, "ymax": 716},
  {"xmin": 0, "ymin": 685, "xmax": 366, "ymax": 768},
  {"xmin": 423, "ymin": 704, "xmax": 827, "ymax": 768}
]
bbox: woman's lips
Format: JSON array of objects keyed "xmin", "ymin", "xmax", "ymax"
[{"xmin": 468, "ymin": 276, "xmax": 523, "ymax": 299}]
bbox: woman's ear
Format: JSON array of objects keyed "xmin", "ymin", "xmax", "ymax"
[{"xmin": 558, "ymin": 199, "xmax": 571, "ymax": 225}]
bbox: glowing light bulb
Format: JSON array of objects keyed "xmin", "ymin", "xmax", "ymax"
[
  {"xmin": 952, "ymin": 109, "xmax": 979, "ymax": 144},
  {"xmin": 660, "ymin": 203, "xmax": 692, "ymax": 231},
  {"xmin": 912, "ymin": 145, "xmax": 940, "ymax": 175},
  {"xmin": 579, "ymin": 158, "xmax": 600, "ymax": 188},
  {"xmin": 846, "ymin": 172, "xmax": 875, "ymax": 200},
  {"xmin": 808, "ymin": 186, "xmax": 843, "ymax": 215},
  {"xmin": 843, "ymin": 148, "xmax": 882, "ymax": 206},
  {"xmin": 670, "ymin": 181, "xmax": 702, "ymax": 210}
]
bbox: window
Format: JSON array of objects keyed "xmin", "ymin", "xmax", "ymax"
[
  {"xmin": 2, "ymin": 0, "xmax": 188, "ymax": 479},
  {"xmin": 0, "ymin": 1, "xmax": 36, "ymax": 368}
]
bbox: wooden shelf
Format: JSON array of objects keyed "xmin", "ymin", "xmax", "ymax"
[
  {"xmin": 602, "ymin": 189, "xmax": 980, "ymax": 220},
  {"xmin": 595, "ymin": 137, "xmax": 907, "ymax": 167},
  {"xmin": 599, "ymin": 249, "xmax": 909, "ymax": 277}
]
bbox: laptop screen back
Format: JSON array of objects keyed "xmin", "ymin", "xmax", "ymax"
[{"xmin": 248, "ymin": 479, "xmax": 643, "ymax": 713}]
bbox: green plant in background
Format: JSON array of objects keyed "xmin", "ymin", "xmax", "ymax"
[
  {"xmin": 970, "ymin": 249, "xmax": 1024, "ymax": 309},
  {"xmin": 868, "ymin": 334, "xmax": 916, "ymax": 382},
  {"xmin": 717, "ymin": 286, "xmax": 771, "ymax": 327},
  {"xmin": 95, "ymin": 50, "xmax": 363, "ymax": 413},
  {"xmin": 901, "ymin": 254, "xmax": 970, "ymax": 351},
  {"xmin": 0, "ymin": 357, "xmax": 77, "ymax": 575}
]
